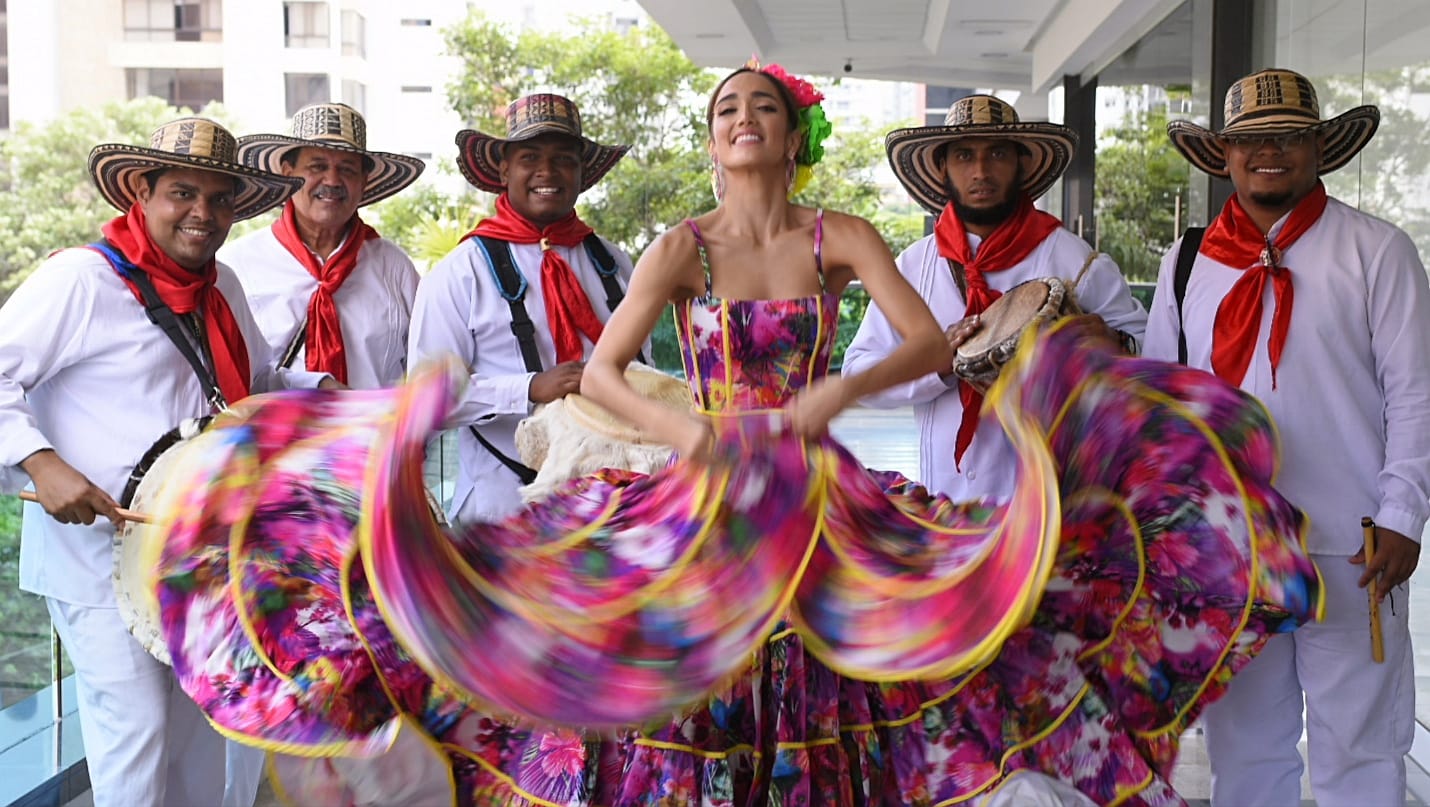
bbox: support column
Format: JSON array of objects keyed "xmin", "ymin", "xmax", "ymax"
[
  {"xmin": 1060, "ymin": 73, "xmax": 1097, "ymax": 246},
  {"xmin": 1199, "ymin": 0, "xmax": 1255, "ymax": 217}
]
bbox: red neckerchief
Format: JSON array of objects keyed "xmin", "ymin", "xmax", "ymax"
[
  {"xmin": 101, "ymin": 203, "xmax": 251, "ymax": 405},
  {"xmin": 464, "ymin": 194, "xmax": 603, "ymax": 364},
  {"xmin": 1199, "ymin": 181, "xmax": 1328, "ymax": 388},
  {"xmin": 270, "ymin": 200, "xmax": 379, "ymax": 384},
  {"xmin": 934, "ymin": 194, "xmax": 1061, "ymax": 468}
]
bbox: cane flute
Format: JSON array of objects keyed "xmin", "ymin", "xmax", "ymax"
[
  {"xmin": 1362, "ymin": 516, "xmax": 1385, "ymax": 664},
  {"xmin": 17, "ymin": 490, "xmax": 152, "ymax": 525}
]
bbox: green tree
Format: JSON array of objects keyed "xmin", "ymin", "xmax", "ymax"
[
  {"xmin": 367, "ymin": 177, "xmax": 491, "ymax": 271},
  {"xmin": 445, "ymin": 12, "xmax": 716, "ymax": 253},
  {"xmin": 0, "ymin": 97, "xmax": 239, "ymax": 303},
  {"xmin": 1094, "ymin": 89, "xmax": 1192, "ymax": 282}
]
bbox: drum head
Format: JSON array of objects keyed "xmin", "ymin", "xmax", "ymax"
[
  {"xmin": 956, "ymin": 280, "xmax": 1053, "ymax": 362},
  {"xmin": 563, "ymin": 364, "xmax": 691, "ymax": 445}
]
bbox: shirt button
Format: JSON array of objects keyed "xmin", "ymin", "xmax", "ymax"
[{"xmin": 967, "ymin": 470, "xmax": 977, "ymax": 480}]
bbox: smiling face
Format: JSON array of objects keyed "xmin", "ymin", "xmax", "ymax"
[
  {"xmin": 1223, "ymin": 132, "xmax": 1323, "ymax": 224},
  {"xmin": 706, "ymin": 70, "xmax": 801, "ymax": 172},
  {"xmin": 282, "ymin": 146, "xmax": 368, "ymax": 232},
  {"xmin": 939, "ymin": 137, "xmax": 1024, "ymax": 233},
  {"xmin": 499, "ymin": 133, "xmax": 584, "ymax": 228},
  {"xmin": 136, "ymin": 167, "xmax": 238, "ymax": 271}
]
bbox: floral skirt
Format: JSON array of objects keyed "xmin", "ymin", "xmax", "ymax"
[{"xmin": 151, "ymin": 320, "xmax": 1320, "ymax": 806}]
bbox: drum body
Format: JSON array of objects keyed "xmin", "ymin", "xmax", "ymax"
[
  {"xmin": 953, "ymin": 278, "xmax": 1080, "ymax": 392},
  {"xmin": 516, "ymin": 364, "xmax": 691, "ymax": 502},
  {"xmin": 113, "ymin": 418, "xmax": 210, "ymax": 665}
]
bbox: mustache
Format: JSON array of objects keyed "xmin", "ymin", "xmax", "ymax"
[{"xmin": 312, "ymin": 184, "xmax": 349, "ymax": 200}]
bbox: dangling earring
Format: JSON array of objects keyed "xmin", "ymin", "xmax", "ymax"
[
  {"xmin": 711, "ymin": 159, "xmax": 727, "ymax": 203},
  {"xmin": 785, "ymin": 156, "xmax": 797, "ymax": 192}
]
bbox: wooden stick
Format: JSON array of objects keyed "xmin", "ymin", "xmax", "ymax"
[
  {"xmin": 1363, "ymin": 516, "xmax": 1385, "ymax": 664},
  {"xmin": 17, "ymin": 490, "xmax": 152, "ymax": 524}
]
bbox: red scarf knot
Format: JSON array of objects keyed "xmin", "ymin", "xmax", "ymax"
[
  {"xmin": 271, "ymin": 200, "xmax": 380, "ymax": 385},
  {"xmin": 101, "ymin": 203, "xmax": 251, "ymax": 407},
  {"xmin": 1200, "ymin": 181, "xmax": 1327, "ymax": 389},
  {"xmin": 934, "ymin": 194, "xmax": 1062, "ymax": 469},
  {"xmin": 465, "ymin": 194, "xmax": 605, "ymax": 365}
]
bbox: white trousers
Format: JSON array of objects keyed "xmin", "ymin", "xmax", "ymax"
[
  {"xmin": 48, "ymin": 598, "xmax": 226, "ymax": 807},
  {"xmin": 1201, "ymin": 555, "xmax": 1414, "ymax": 806}
]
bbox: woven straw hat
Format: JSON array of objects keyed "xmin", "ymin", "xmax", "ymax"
[
  {"xmin": 456, "ymin": 93, "xmax": 630, "ymax": 194},
  {"xmin": 1167, "ymin": 68, "xmax": 1380, "ymax": 177},
  {"xmin": 886, "ymin": 95, "xmax": 1078, "ymax": 214},
  {"xmin": 564, "ymin": 364, "xmax": 691, "ymax": 444},
  {"xmin": 237, "ymin": 103, "xmax": 426, "ymax": 207},
  {"xmin": 89, "ymin": 117, "xmax": 303, "ymax": 221}
]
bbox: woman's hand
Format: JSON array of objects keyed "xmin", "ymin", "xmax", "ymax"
[
  {"xmin": 786, "ymin": 376, "xmax": 848, "ymax": 440},
  {"xmin": 671, "ymin": 414, "xmax": 722, "ymax": 465}
]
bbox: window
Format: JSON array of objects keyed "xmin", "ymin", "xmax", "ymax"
[
  {"xmin": 340, "ymin": 9, "xmax": 365, "ymax": 58},
  {"xmin": 399, "ymin": 18, "xmax": 431, "ymax": 26},
  {"xmin": 283, "ymin": 1, "xmax": 329, "ymax": 49},
  {"xmin": 127, "ymin": 68, "xmax": 224, "ymax": 111},
  {"xmin": 285, "ymin": 72, "xmax": 330, "ymax": 116},
  {"xmin": 123, "ymin": 0, "xmax": 222, "ymax": 42},
  {"xmin": 341, "ymin": 79, "xmax": 366, "ymax": 115},
  {"xmin": 401, "ymin": 85, "xmax": 432, "ymax": 93}
]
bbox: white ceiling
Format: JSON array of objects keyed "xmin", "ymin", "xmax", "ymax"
[{"xmin": 635, "ymin": 0, "xmax": 1186, "ymax": 92}]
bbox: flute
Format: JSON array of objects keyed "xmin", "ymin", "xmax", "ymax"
[
  {"xmin": 17, "ymin": 490, "xmax": 152, "ymax": 524},
  {"xmin": 1362, "ymin": 516, "xmax": 1385, "ymax": 664}
]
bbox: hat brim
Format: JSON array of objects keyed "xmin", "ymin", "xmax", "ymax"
[
  {"xmin": 1167, "ymin": 105, "xmax": 1380, "ymax": 177},
  {"xmin": 235, "ymin": 136, "xmax": 427, "ymax": 207},
  {"xmin": 885, "ymin": 122, "xmax": 1078, "ymax": 215},
  {"xmin": 455, "ymin": 127, "xmax": 630, "ymax": 194},
  {"xmin": 88, "ymin": 144, "xmax": 304, "ymax": 221}
]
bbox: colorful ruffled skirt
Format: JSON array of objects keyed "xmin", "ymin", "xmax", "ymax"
[{"xmin": 151, "ymin": 319, "xmax": 1320, "ymax": 806}]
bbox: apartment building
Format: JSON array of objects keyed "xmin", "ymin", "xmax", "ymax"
[{"xmin": 5, "ymin": 0, "xmax": 468, "ymax": 175}]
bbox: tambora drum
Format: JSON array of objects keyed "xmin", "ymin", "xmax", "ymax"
[
  {"xmin": 953, "ymin": 277, "xmax": 1081, "ymax": 393},
  {"xmin": 112, "ymin": 417, "xmax": 211, "ymax": 665},
  {"xmin": 515, "ymin": 363, "xmax": 692, "ymax": 501}
]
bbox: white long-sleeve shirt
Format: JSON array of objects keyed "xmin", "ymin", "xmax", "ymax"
[
  {"xmin": 407, "ymin": 235, "xmax": 636, "ymax": 524},
  {"xmin": 843, "ymin": 227, "xmax": 1146, "ymax": 502},
  {"xmin": 1144, "ymin": 197, "xmax": 1430, "ymax": 554},
  {"xmin": 0, "ymin": 247, "xmax": 327, "ymax": 605},
  {"xmin": 219, "ymin": 227, "xmax": 419, "ymax": 389}
]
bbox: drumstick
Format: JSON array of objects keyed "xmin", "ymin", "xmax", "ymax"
[
  {"xmin": 1363, "ymin": 516, "xmax": 1385, "ymax": 664},
  {"xmin": 18, "ymin": 490, "xmax": 152, "ymax": 524}
]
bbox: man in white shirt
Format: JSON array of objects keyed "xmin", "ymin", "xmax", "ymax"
[
  {"xmin": 408, "ymin": 93, "xmax": 635, "ymax": 524},
  {"xmin": 222, "ymin": 102, "xmax": 426, "ymax": 389},
  {"xmin": 1148, "ymin": 68, "xmax": 1430, "ymax": 806},
  {"xmin": 0, "ymin": 118, "xmax": 330, "ymax": 807},
  {"xmin": 845, "ymin": 95, "xmax": 1145, "ymax": 502}
]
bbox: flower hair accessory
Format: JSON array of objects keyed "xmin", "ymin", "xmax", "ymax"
[{"xmin": 746, "ymin": 57, "xmax": 832, "ymax": 196}]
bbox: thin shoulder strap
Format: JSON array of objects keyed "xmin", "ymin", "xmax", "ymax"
[
  {"xmin": 813, "ymin": 208, "xmax": 826, "ymax": 290},
  {"xmin": 1174, "ymin": 227, "xmax": 1206, "ymax": 365},
  {"xmin": 685, "ymin": 219, "xmax": 713, "ymax": 298},
  {"xmin": 474, "ymin": 235, "xmax": 543, "ymax": 375},
  {"xmin": 87, "ymin": 240, "xmax": 227, "ymax": 412}
]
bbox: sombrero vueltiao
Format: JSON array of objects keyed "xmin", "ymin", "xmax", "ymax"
[
  {"xmin": 886, "ymin": 95, "xmax": 1078, "ymax": 215},
  {"xmin": 456, "ymin": 93, "xmax": 630, "ymax": 194},
  {"xmin": 1167, "ymin": 68, "xmax": 1380, "ymax": 177},
  {"xmin": 236, "ymin": 102, "xmax": 426, "ymax": 207},
  {"xmin": 89, "ymin": 117, "xmax": 303, "ymax": 221}
]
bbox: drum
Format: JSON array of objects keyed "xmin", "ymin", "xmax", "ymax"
[
  {"xmin": 112, "ymin": 417, "xmax": 211, "ymax": 665},
  {"xmin": 515, "ymin": 363, "xmax": 692, "ymax": 501},
  {"xmin": 953, "ymin": 277, "xmax": 1081, "ymax": 393}
]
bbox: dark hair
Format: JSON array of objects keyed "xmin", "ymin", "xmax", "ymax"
[
  {"xmin": 705, "ymin": 67, "xmax": 800, "ymax": 134},
  {"xmin": 141, "ymin": 168, "xmax": 169, "ymax": 192},
  {"xmin": 280, "ymin": 145, "xmax": 375, "ymax": 174}
]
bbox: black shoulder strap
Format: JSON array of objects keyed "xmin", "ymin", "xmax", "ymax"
[
  {"xmin": 279, "ymin": 317, "xmax": 307, "ymax": 370},
  {"xmin": 477, "ymin": 235, "xmax": 544, "ymax": 375},
  {"xmin": 1174, "ymin": 227, "xmax": 1206, "ymax": 365},
  {"xmin": 582, "ymin": 233, "xmax": 647, "ymax": 364},
  {"xmin": 89, "ymin": 240, "xmax": 227, "ymax": 411},
  {"xmin": 470, "ymin": 235, "xmax": 541, "ymax": 484}
]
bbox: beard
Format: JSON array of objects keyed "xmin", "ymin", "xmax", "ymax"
[
  {"xmin": 949, "ymin": 184, "xmax": 1021, "ymax": 228},
  {"xmin": 1247, "ymin": 189, "xmax": 1296, "ymax": 210}
]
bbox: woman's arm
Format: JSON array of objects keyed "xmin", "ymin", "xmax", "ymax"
[
  {"xmin": 580, "ymin": 227, "xmax": 711, "ymax": 458},
  {"xmin": 787, "ymin": 212, "xmax": 951, "ymax": 437}
]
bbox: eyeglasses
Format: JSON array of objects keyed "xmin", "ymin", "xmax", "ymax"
[{"xmin": 1220, "ymin": 133, "xmax": 1312, "ymax": 151}]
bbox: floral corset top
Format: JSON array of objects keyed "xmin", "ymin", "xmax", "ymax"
[{"xmin": 675, "ymin": 212, "xmax": 840, "ymax": 413}]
